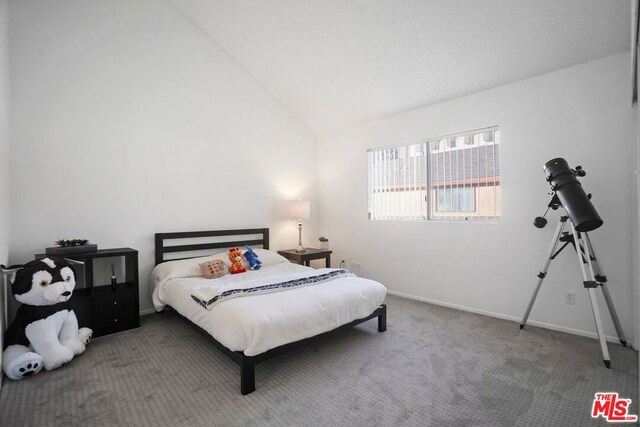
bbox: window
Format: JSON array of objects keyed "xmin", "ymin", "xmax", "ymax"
[
  {"xmin": 367, "ymin": 127, "xmax": 500, "ymax": 222},
  {"xmin": 367, "ymin": 143, "xmax": 427, "ymax": 221},
  {"xmin": 436, "ymin": 187, "xmax": 474, "ymax": 212}
]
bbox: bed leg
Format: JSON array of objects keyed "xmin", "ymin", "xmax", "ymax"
[
  {"xmin": 378, "ymin": 304, "xmax": 387, "ymax": 332},
  {"xmin": 240, "ymin": 357, "xmax": 255, "ymax": 395}
]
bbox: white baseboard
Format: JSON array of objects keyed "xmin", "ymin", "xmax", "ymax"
[
  {"xmin": 139, "ymin": 308, "xmax": 156, "ymax": 316},
  {"xmin": 387, "ymin": 290, "xmax": 634, "ymax": 347}
]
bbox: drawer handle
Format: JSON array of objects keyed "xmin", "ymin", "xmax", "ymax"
[
  {"xmin": 113, "ymin": 301, "xmax": 117, "ymax": 305},
  {"xmin": 114, "ymin": 318, "xmax": 118, "ymax": 323}
]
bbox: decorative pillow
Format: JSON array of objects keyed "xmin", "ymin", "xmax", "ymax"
[{"xmin": 200, "ymin": 259, "xmax": 228, "ymax": 279}]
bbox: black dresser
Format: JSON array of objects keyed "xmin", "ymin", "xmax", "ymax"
[{"xmin": 36, "ymin": 248, "xmax": 140, "ymax": 337}]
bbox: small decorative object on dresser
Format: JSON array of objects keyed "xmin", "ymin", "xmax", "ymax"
[
  {"xmin": 318, "ymin": 236, "xmax": 329, "ymax": 250},
  {"xmin": 110, "ymin": 263, "xmax": 117, "ymax": 291},
  {"xmin": 45, "ymin": 238, "xmax": 97, "ymax": 256}
]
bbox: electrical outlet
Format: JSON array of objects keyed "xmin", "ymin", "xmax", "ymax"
[
  {"xmin": 565, "ymin": 291, "xmax": 576, "ymax": 305},
  {"xmin": 351, "ymin": 261, "xmax": 362, "ymax": 269}
]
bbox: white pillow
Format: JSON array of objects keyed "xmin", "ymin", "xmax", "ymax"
[
  {"xmin": 251, "ymin": 249, "xmax": 289, "ymax": 266},
  {"xmin": 152, "ymin": 252, "xmax": 230, "ymax": 289}
]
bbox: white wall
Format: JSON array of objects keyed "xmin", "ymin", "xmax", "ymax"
[
  {"xmin": 9, "ymin": 0, "xmax": 318, "ymax": 314},
  {"xmin": 318, "ymin": 52, "xmax": 637, "ymax": 342}
]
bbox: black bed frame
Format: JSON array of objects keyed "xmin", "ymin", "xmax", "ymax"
[{"xmin": 154, "ymin": 228, "xmax": 387, "ymax": 395}]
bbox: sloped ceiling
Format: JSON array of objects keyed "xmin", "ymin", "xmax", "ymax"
[{"xmin": 169, "ymin": 0, "xmax": 630, "ymax": 134}]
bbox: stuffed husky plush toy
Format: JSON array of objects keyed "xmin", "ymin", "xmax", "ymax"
[{"xmin": 1, "ymin": 258, "xmax": 92, "ymax": 380}]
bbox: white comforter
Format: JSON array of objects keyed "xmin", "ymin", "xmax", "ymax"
[{"xmin": 152, "ymin": 261, "xmax": 386, "ymax": 356}]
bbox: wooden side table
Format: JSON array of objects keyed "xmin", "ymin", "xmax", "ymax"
[{"xmin": 277, "ymin": 248, "xmax": 332, "ymax": 268}]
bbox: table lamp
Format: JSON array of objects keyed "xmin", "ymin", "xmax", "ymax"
[{"xmin": 288, "ymin": 200, "xmax": 310, "ymax": 253}]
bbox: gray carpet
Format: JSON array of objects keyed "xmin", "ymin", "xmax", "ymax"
[{"xmin": 0, "ymin": 294, "xmax": 637, "ymax": 426}]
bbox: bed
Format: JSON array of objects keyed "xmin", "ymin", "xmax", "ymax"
[{"xmin": 151, "ymin": 228, "xmax": 387, "ymax": 395}]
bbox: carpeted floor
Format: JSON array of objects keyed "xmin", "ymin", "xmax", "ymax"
[{"xmin": 0, "ymin": 294, "xmax": 637, "ymax": 426}]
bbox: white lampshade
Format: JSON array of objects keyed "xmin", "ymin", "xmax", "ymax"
[{"xmin": 288, "ymin": 200, "xmax": 311, "ymax": 220}]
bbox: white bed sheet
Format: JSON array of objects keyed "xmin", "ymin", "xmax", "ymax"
[{"xmin": 151, "ymin": 262, "xmax": 387, "ymax": 356}]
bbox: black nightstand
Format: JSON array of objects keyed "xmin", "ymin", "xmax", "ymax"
[{"xmin": 278, "ymin": 248, "xmax": 332, "ymax": 267}]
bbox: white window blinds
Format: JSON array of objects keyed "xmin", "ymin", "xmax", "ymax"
[
  {"xmin": 367, "ymin": 143, "xmax": 427, "ymax": 220},
  {"xmin": 368, "ymin": 127, "xmax": 500, "ymax": 222}
]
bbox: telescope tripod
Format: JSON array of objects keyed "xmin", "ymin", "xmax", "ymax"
[{"xmin": 520, "ymin": 216, "xmax": 627, "ymax": 368}]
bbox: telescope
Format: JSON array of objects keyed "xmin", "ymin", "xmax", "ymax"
[
  {"xmin": 535, "ymin": 158, "xmax": 603, "ymax": 232},
  {"xmin": 522, "ymin": 158, "xmax": 626, "ymax": 369}
]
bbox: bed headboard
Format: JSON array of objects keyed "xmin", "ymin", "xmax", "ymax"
[{"xmin": 154, "ymin": 228, "xmax": 269, "ymax": 266}]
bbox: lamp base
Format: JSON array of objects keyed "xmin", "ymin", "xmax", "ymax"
[{"xmin": 296, "ymin": 220, "xmax": 305, "ymax": 253}]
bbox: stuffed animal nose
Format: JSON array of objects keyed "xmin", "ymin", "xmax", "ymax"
[{"xmin": 61, "ymin": 291, "xmax": 71, "ymax": 297}]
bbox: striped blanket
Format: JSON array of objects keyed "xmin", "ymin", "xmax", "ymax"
[{"xmin": 191, "ymin": 268, "xmax": 354, "ymax": 310}]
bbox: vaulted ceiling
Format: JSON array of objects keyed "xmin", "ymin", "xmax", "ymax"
[{"xmin": 169, "ymin": 0, "xmax": 631, "ymax": 134}]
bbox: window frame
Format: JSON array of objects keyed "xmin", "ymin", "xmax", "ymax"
[{"xmin": 367, "ymin": 126, "xmax": 500, "ymax": 223}]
